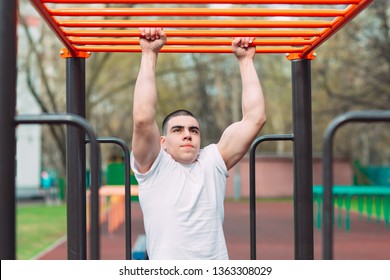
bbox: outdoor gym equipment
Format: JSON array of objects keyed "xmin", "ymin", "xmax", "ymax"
[
  {"xmin": 0, "ymin": 0, "xmax": 375, "ymax": 260},
  {"xmin": 322, "ymin": 110, "xmax": 390, "ymax": 259}
]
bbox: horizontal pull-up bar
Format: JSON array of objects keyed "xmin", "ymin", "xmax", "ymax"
[
  {"xmin": 41, "ymin": 0, "xmax": 361, "ymax": 4},
  {"xmin": 64, "ymin": 29, "xmax": 322, "ymax": 37},
  {"xmin": 59, "ymin": 20, "xmax": 333, "ymax": 29},
  {"xmin": 75, "ymin": 45, "xmax": 303, "ymax": 53},
  {"xmin": 50, "ymin": 8, "xmax": 346, "ymax": 17},
  {"xmin": 70, "ymin": 37, "xmax": 313, "ymax": 46}
]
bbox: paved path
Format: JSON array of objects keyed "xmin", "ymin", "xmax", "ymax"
[{"xmin": 38, "ymin": 201, "xmax": 390, "ymax": 260}]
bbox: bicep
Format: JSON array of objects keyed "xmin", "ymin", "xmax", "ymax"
[
  {"xmin": 132, "ymin": 121, "xmax": 161, "ymax": 174},
  {"xmin": 217, "ymin": 120, "xmax": 261, "ymax": 170}
]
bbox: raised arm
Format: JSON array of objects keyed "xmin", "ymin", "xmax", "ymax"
[
  {"xmin": 217, "ymin": 37, "xmax": 266, "ymax": 170},
  {"xmin": 132, "ymin": 28, "xmax": 166, "ymax": 173}
]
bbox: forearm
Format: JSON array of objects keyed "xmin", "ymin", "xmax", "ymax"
[
  {"xmin": 133, "ymin": 51, "xmax": 159, "ymax": 125},
  {"xmin": 238, "ymin": 57, "xmax": 266, "ymax": 125}
]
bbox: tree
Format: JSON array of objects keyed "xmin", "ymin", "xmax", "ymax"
[{"xmin": 312, "ymin": 0, "xmax": 390, "ymax": 164}]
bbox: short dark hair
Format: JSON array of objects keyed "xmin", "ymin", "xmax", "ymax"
[{"xmin": 162, "ymin": 109, "xmax": 199, "ymax": 135}]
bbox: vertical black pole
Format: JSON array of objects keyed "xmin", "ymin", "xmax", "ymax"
[
  {"xmin": 291, "ymin": 59, "xmax": 314, "ymax": 259},
  {"xmin": 249, "ymin": 143, "xmax": 257, "ymax": 260},
  {"xmin": 66, "ymin": 57, "xmax": 87, "ymax": 259},
  {"xmin": 0, "ymin": 0, "xmax": 17, "ymax": 260},
  {"xmin": 323, "ymin": 124, "xmax": 335, "ymax": 260}
]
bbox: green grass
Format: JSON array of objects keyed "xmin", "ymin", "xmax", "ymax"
[{"xmin": 17, "ymin": 203, "xmax": 67, "ymax": 260}]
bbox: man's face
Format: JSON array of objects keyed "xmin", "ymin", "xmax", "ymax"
[{"xmin": 160, "ymin": 115, "xmax": 201, "ymax": 164}]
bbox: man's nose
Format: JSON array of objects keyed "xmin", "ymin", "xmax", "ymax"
[{"xmin": 183, "ymin": 129, "xmax": 192, "ymax": 140}]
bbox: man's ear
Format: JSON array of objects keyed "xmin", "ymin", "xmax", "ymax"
[{"xmin": 160, "ymin": 136, "xmax": 166, "ymax": 150}]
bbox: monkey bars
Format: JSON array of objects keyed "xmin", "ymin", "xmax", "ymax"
[
  {"xmin": 0, "ymin": 0, "xmax": 375, "ymax": 261},
  {"xmin": 31, "ymin": 0, "xmax": 374, "ymax": 59}
]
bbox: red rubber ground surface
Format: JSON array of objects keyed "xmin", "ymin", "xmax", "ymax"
[{"xmin": 37, "ymin": 201, "xmax": 390, "ymax": 260}]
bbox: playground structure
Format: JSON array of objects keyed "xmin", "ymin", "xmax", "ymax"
[{"xmin": 1, "ymin": 0, "xmax": 385, "ymax": 261}]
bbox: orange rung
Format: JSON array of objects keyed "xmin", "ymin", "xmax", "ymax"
[
  {"xmin": 76, "ymin": 45, "xmax": 304, "ymax": 53},
  {"xmin": 42, "ymin": 0, "xmax": 361, "ymax": 4},
  {"xmin": 64, "ymin": 29, "xmax": 322, "ymax": 38},
  {"xmin": 58, "ymin": 20, "xmax": 333, "ymax": 29},
  {"xmin": 50, "ymin": 8, "xmax": 346, "ymax": 17},
  {"xmin": 69, "ymin": 37, "xmax": 313, "ymax": 46}
]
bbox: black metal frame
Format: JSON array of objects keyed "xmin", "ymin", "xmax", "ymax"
[
  {"xmin": 86, "ymin": 137, "xmax": 133, "ymax": 260},
  {"xmin": 322, "ymin": 110, "xmax": 390, "ymax": 260},
  {"xmin": 66, "ymin": 57, "xmax": 88, "ymax": 259},
  {"xmin": 14, "ymin": 114, "xmax": 101, "ymax": 260},
  {"xmin": 66, "ymin": 56, "xmax": 135, "ymax": 259},
  {"xmin": 0, "ymin": 0, "xmax": 18, "ymax": 260},
  {"xmin": 248, "ymin": 58, "xmax": 314, "ymax": 260},
  {"xmin": 249, "ymin": 134, "xmax": 294, "ymax": 260},
  {"xmin": 291, "ymin": 59, "xmax": 314, "ymax": 260}
]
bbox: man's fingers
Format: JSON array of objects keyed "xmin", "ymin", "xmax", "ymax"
[
  {"xmin": 151, "ymin": 28, "xmax": 158, "ymax": 39},
  {"xmin": 145, "ymin": 27, "xmax": 152, "ymax": 39},
  {"xmin": 139, "ymin": 27, "xmax": 165, "ymax": 41},
  {"xmin": 157, "ymin": 27, "xmax": 165, "ymax": 39},
  {"xmin": 232, "ymin": 37, "xmax": 255, "ymax": 48}
]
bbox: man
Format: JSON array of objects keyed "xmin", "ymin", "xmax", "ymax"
[{"xmin": 131, "ymin": 27, "xmax": 266, "ymax": 259}]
